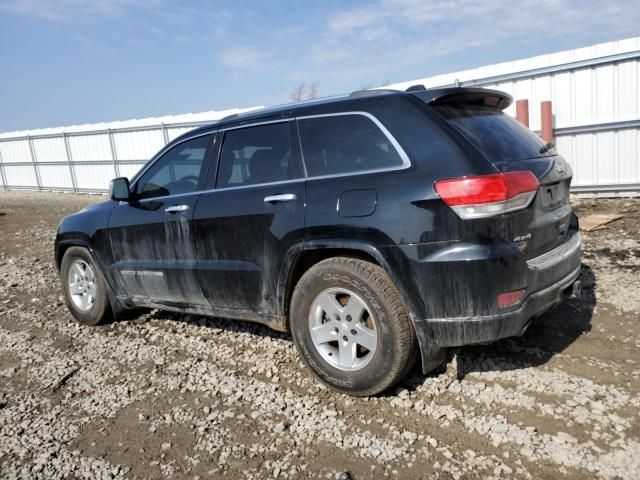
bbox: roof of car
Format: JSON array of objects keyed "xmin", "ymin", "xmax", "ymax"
[{"xmin": 179, "ymin": 85, "xmax": 512, "ymax": 139}]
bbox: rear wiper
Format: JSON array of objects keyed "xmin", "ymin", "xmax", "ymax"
[{"xmin": 539, "ymin": 142, "xmax": 555, "ymax": 155}]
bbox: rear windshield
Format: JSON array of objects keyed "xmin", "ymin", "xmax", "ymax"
[{"xmin": 432, "ymin": 105, "xmax": 553, "ymax": 163}]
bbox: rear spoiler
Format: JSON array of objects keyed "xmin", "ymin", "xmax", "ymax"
[{"xmin": 406, "ymin": 85, "xmax": 513, "ymax": 110}]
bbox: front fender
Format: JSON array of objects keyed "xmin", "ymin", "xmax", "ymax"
[
  {"xmin": 54, "ymin": 199, "xmax": 116, "ymax": 293},
  {"xmin": 55, "ymin": 235, "xmax": 93, "ymax": 270}
]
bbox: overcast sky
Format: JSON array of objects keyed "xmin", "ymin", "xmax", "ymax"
[{"xmin": 1, "ymin": 0, "xmax": 639, "ymax": 132}]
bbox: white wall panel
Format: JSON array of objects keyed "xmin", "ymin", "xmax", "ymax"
[
  {"xmin": 3, "ymin": 165, "xmax": 37, "ymax": 186},
  {"xmin": 551, "ymin": 72, "xmax": 573, "ymax": 128},
  {"xmin": 573, "ymin": 68, "xmax": 593, "ymax": 126},
  {"xmin": 616, "ymin": 61, "xmax": 639, "ymax": 120},
  {"xmin": 38, "ymin": 164, "xmax": 73, "ymax": 189},
  {"xmin": 573, "ymin": 134, "xmax": 596, "ymax": 187},
  {"xmin": 68, "ymin": 134, "xmax": 112, "ymax": 161},
  {"xmin": 0, "ymin": 140, "xmax": 32, "ymax": 163},
  {"xmin": 72, "ymin": 164, "xmax": 115, "ymax": 190},
  {"xmin": 595, "ymin": 65, "xmax": 616, "ymax": 123},
  {"xmin": 113, "ymin": 129, "xmax": 164, "ymax": 160},
  {"xmin": 167, "ymin": 126, "xmax": 197, "ymax": 142},
  {"xmin": 32, "ymin": 137, "xmax": 67, "ymax": 162},
  {"xmin": 118, "ymin": 162, "xmax": 146, "ymax": 180},
  {"xmin": 555, "ymin": 129, "xmax": 639, "ymax": 188},
  {"xmin": 617, "ymin": 129, "xmax": 639, "ymax": 184},
  {"xmin": 595, "ymin": 132, "xmax": 615, "ymax": 184}
]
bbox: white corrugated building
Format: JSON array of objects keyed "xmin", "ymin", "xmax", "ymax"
[
  {"xmin": 0, "ymin": 108, "xmax": 263, "ymax": 192},
  {"xmin": 1, "ymin": 37, "xmax": 639, "ymax": 193},
  {"xmin": 386, "ymin": 37, "xmax": 640, "ymax": 192}
]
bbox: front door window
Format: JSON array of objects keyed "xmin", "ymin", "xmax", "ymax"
[{"xmin": 135, "ymin": 135, "xmax": 211, "ymax": 199}]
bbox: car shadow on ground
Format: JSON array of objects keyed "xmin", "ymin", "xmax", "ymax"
[{"xmin": 402, "ymin": 264, "xmax": 597, "ymax": 389}]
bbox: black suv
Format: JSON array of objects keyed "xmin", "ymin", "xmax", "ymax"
[{"xmin": 55, "ymin": 86, "xmax": 581, "ymax": 396}]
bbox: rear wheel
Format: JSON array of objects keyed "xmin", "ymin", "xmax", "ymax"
[
  {"xmin": 290, "ymin": 257, "xmax": 417, "ymax": 396},
  {"xmin": 60, "ymin": 247, "xmax": 112, "ymax": 325}
]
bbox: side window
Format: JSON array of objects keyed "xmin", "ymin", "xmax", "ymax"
[
  {"xmin": 216, "ymin": 122, "xmax": 298, "ymax": 188},
  {"xmin": 135, "ymin": 135, "xmax": 210, "ymax": 199},
  {"xmin": 298, "ymin": 114, "xmax": 405, "ymax": 177}
]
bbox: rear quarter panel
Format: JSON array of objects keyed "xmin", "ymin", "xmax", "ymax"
[{"xmin": 300, "ymin": 96, "xmax": 504, "ymax": 321}]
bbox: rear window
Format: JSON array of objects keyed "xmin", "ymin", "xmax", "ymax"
[
  {"xmin": 432, "ymin": 105, "xmax": 553, "ymax": 164},
  {"xmin": 298, "ymin": 114, "xmax": 405, "ymax": 177},
  {"xmin": 217, "ymin": 122, "xmax": 301, "ymax": 188}
]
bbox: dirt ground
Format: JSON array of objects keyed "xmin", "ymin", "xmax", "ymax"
[{"xmin": 0, "ymin": 191, "xmax": 639, "ymax": 480}]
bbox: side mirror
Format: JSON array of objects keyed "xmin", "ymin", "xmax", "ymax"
[{"xmin": 109, "ymin": 177, "xmax": 130, "ymax": 201}]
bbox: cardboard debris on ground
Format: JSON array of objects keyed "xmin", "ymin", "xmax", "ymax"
[{"xmin": 580, "ymin": 213, "xmax": 624, "ymax": 232}]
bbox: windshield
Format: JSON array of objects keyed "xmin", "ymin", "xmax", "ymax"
[{"xmin": 432, "ymin": 104, "xmax": 554, "ymax": 164}]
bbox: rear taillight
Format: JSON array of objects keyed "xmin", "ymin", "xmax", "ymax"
[{"xmin": 434, "ymin": 171, "xmax": 539, "ymax": 219}]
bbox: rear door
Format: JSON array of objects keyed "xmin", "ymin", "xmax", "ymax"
[
  {"xmin": 192, "ymin": 121, "xmax": 305, "ymax": 316},
  {"xmin": 431, "ymin": 102, "xmax": 573, "ymax": 258},
  {"xmin": 107, "ymin": 133, "xmax": 214, "ymax": 305},
  {"xmin": 298, "ymin": 112, "xmax": 410, "ymax": 245}
]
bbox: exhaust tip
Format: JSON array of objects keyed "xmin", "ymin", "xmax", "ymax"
[{"xmin": 570, "ymin": 280, "xmax": 583, "ymax": 299}]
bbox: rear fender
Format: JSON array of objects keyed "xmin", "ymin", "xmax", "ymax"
[
  {"xmin": 277, "ymin": 240, "xmax": 445, "ymax": 371},
  {"xmin": 278, "ymin": 241, "xmax": 420, "ymax": 315},
  {"xmin": 277, "ymin": 240, "xmax": 426, "ymax": 331}
]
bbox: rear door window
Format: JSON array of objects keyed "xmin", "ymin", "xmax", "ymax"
[
  {"xmin": 298, "ymin": 114, "xmax": 405, "ymax": 177},
  {"xmin": 217, "ymin": 122, "xmax": 300, "ymax": 188},
  {"xmin": 432, "ymin": 105, "xmax": 552, "ymax": 164}
]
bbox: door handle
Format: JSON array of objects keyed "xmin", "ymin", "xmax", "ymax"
[
  {"xmin": 264, "ymin": 194, "xmax": 297, "ymax": 203},
  {"xmin": 164, "ymin": 204, "xmax": 190, "ymax": 214}
]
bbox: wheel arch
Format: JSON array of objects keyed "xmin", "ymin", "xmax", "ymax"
[
  {"xmin": 56, "ymin": 238, "xmax": 132, "ymax": 319},
  {"xmin": 277, "ymin": 240, "xmax": 426, "ymax": 328},
  {"xmin": 55, "ymin": 238, "xmax": 92, "ymax": 271}
]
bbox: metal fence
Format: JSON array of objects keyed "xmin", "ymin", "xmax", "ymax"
[
  {"xmin": 389, "ymin": 38, "xmax": 640, "ymax": 194},
  {"xmin": 0, "ymin": 120, "xmax": 220, "ymax": 193},
  {"xmin": 1, "ymin": 38, "xmax": 639, "ymax": 194},
  {"xmin": 463, "ymin": 49, "xmax": 640, "ymax": 194}
]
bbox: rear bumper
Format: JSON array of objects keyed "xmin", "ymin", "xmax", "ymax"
[
  {"xmin": 399, "ymin": 231, "xmax": 582, "ymax": 371},
  {"xmin": 415, "ymin": 264, "xmax": 581, "ymax": 349}
]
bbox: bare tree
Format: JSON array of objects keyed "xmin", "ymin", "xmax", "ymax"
[
  {"xmin": 290, "ymin": 82, "xmax": 306, "ymax": 102},
  {"xmin": 290, "ymin": 82, "xmax": 319, "ymax": 101},
  {"xmin": 308, "ymin": 83, "xmax": 319, "ymax": 100}
]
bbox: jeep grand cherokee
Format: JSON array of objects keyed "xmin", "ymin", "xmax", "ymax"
[{"xmin": 55, "ymin": 86, "xmax": 582, "ymax": 396}]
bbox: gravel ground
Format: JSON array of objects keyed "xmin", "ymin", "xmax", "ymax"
[{"xmin": 0, "ymin": 191, "xmax": 639, "ymax": 480}]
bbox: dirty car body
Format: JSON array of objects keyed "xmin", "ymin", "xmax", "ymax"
[{"xmin": 55, "ymin": 86, "xmax": 582, "ymax": 389}]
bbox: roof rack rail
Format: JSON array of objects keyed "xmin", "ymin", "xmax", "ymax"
[
  {"xmin": 348, "ymin": 88, "xmax": 398, "ymax": 98},
  {"xmin": 405, "ymin": 84, "xmax": 426, "ymax": 92},
  {"xmin": 221, "ymin": 113, "xmax": 240, "ymax": 121}
]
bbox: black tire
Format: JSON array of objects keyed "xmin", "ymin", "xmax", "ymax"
[
  {"xmin": 290, "ymin": 257, "xmax": 417, "ymax": 396},
  {"xmin": 60, "ymin": 246, "xmax": 112, "ymax": 326}
]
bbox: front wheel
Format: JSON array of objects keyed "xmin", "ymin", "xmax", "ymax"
[
  {"xmin": 290, "ymin": 257, "xmax": 417, "ymax": 396},
  {"xmin": 60, "ymin": 246, "xmax": 112, "ymax": 325}
]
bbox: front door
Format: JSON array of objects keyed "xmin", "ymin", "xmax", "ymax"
[
  {"xmin": 192, "ymin": 121, "xmax": 305, "ymax": 318},
  {"xmin": 107, "ymin": 133, "xmax": 214, "ymax": 305}
]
